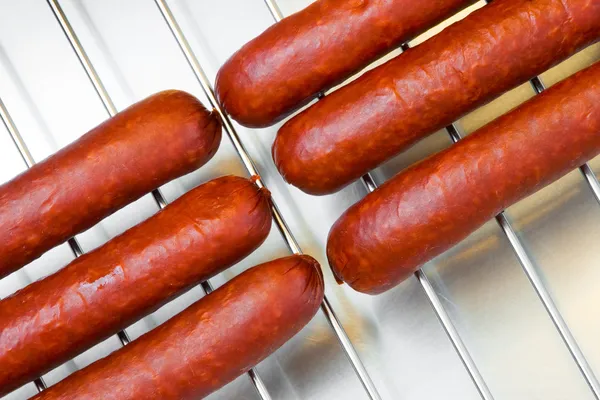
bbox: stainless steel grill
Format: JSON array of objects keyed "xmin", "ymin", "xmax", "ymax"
[{"xmin": 1, "ymin": 1, "xmax": 600, "ymax": 399}]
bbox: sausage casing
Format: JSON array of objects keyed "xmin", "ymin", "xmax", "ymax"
[
  {"xmin": 273, "ymin": 0, "xmax": 600, "ymax": 195},
  {"xmin": 0, "ymin": 176, "xmax": 271, "ymax": 396},
  {"xmin": 215, "ymin": 0, "xmax": 476, "ymax": 127},
  {"xmin": 327, "ymin": 62, "xmax": 600, "ymax": 295},
  {"xmin": 31, "ymin": 255, "xmax": 324, "ymax": 400},
  {"xmin": 0, "ymin": 90, "xmax": 221, "ymax": 279}
]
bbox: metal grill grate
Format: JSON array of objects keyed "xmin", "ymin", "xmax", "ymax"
[{"xmin": 1, "ymin": 0, "xmax": 600, "ymax": 399}]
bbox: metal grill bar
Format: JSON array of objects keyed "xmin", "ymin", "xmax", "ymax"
[
  {"xmin": 263, "ymin": 2, "xmax": 493, "ymax": 399},
  {"xmin": 43, "ymin": 1, "xmax": 271, "ymax": 399},
  {"xmin": 152, "ymin": 1, "xmax": 382, "ymax": 399},
  {"xmin": 264, "ymin": 0, "xmax": 284, "ymax": 20},
  {"xmin": 33, "ymin": 378, "xmax": 47, "ymax": 393}
]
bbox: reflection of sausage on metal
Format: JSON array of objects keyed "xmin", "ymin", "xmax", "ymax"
[
  {"xmin": 0, "ymin": 90, "xmax": 222, "ymax": 279},
  {"xmin": 0, "ymin": 176, "xmax": 272, "ymax": 396},
  {"xmin": 215, "ymin": 0, "xmax": 477, "ymax": 128},
  {"xmin": 31, "ymin": 255, "xmax": 324, "ymax": 400},
  {"xmin": 273, "ymin": 0, "xmax": 600, "ymax": 195},
  {"xmin": 327, "ymin": 62, "xmax": 600, "ymax": 295}
]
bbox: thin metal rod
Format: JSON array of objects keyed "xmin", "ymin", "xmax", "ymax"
[
  {"xmin": 415, "ymin": 270, "xmax": 493, "ymax": 397},
  {"xmin": 34, "ymin": 377, "xmax": 47, "ymax": 392},
  {"xmin": 154, "ymin": 1, "xmax": 381, "ymax": 399},
  {"xmin": 264, "ymin": 2, "xmax": 493, "ymax": 399},
  {"xmin": 580, "ymin": 164, "xmax": 600, "ymax": 203},
  {"xmin": 0, "ymin": 97, "xmax": 35, "ymax": 168},
  {"xmin": 529, "ymin": 76, "xmax": 546, "ymax": 95},
  {"xmin": 263, "ymin": 0, "xmax": 283, "ymax": 21},
  {"xmin": 46, "ymin": 0, "xmax": 117, "ymax": 117},
  {"xmin": 496, "ymin": 213, "xmax": 600, "ymax": 397},
  {"xmin": 46, "ymin": 0, "xmax": 271, "ymax": 398},
  {"xmin": 46, "ymin": 0, "xmax": 168, "ymax": 209}
]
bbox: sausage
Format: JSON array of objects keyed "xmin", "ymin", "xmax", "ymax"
[
  {"xmin": 215, "ymin": 0, "xmax": 477, "ymax": 128},
  {"xmin": 0, "ymin": 90, "xmax": 221, "ymax": 279},
  {"xmin": 327, "ymin": 61, "xmax": 600, "ymax": 295},
  {"xmin": 0, "ymin": 176, "xmax": 271, "ymax": 396},
  {"xmin": 273, "ymin": 0, "xmax": 600, "ymax": 195},
  {"xmin": 31, "ymin": 255, "xmax": 324, "ymax": 400}
]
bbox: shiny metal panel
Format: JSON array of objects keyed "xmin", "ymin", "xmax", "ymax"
[{"xmin": 1, "ymin": 1, "xmax": 599, "ymax": 399}]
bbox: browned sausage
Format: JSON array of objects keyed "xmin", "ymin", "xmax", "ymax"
[
  {"xmin": 31, "ymin": 255, "xmax": 324, "ymax": 400},
  {"xmin": 0, "ymin": 176, "xmax": 271, "ymax": 396},
  {"xmin": 327, "ymin": 61, "xmax": 600, "ymax": 295},
  {"xmin": 273, "ymin": 0, "xmax": 600, "ymax": 195},
  {"xmin": 0, "ymin": 90, "xmax": 221, "ymax": 279},
  {"xmin": 215, "ymin": 0, "xmax": 477, "ymax": 128}
]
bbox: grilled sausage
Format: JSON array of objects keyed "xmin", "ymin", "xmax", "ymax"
[
  {"xmin": 327, "ymin": 61, "xmax": 600, "ymax": 295},
  {"xmin": 0, "ymin": 176, "xmax": 271, "ymax": 396},
  {"xmin": 215, "ymin": 0, "xmax": 477, "ymax": 128},
  {"xmin": 31, "ymin": 255, "xmax": 324, "ymax": 400},
  {"xmin": 273, "ymin": 0, "xmax": 600, "ymax": 195},
  {"xmin": 0, "ymin": 90, "xmax": 221, "ymax": 279}
]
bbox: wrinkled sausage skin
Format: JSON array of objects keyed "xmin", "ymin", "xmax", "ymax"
[
  {"xmin": 0, "ymin": 90, "xmax": 222, "ymax": 279},
  {"xmin": 31, "ymin": 255, "xmax": 324, "ymax": 400},
  {"xmin": 327, "ymin": 62, "xmax": 600, "ymax": 295},
  {"xmin": 215, "ymin": 0, "xmax": 476, "ymax": 128},
  {"xmin": 273, "ymin": 0, "xmax": 600, "ymax": 195},
  {"xmin": 0, "ymin": 176, "xmax": 271, "ymax": 396}
]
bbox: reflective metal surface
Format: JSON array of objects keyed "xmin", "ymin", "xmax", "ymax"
[{"xmin": 1, "ymin": 1, "xmax": 599, "ymax": 399}]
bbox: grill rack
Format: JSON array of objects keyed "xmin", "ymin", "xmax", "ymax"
[
  {"xmin": 267, "ymin": 1, "xmax": 600, "ymax": 398},
  {"xmin": 0, "ymin": 0, "xmax": 598, "ymax": 399}
]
